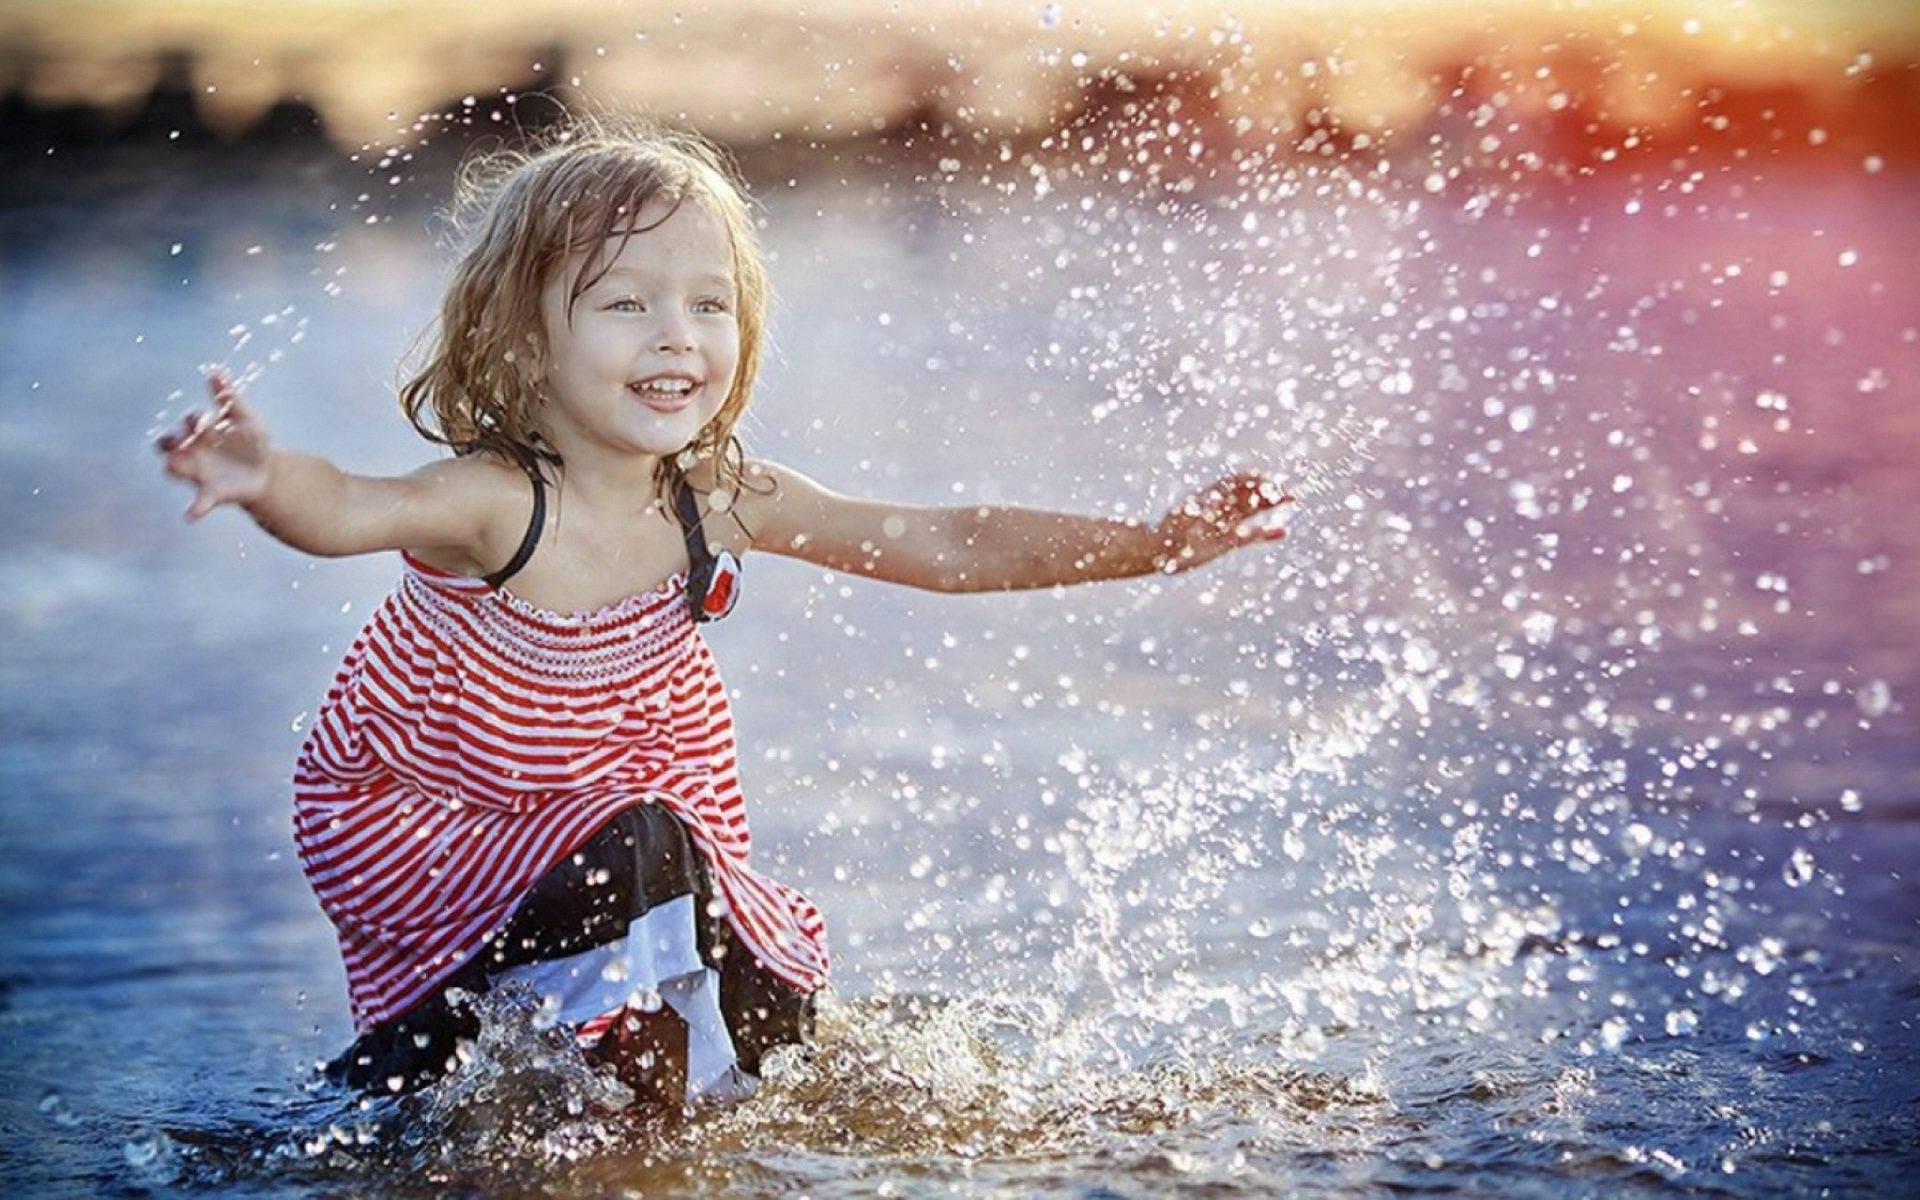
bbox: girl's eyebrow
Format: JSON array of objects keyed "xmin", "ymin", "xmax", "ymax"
[{"xmin": 598, "ymin": 266, "xmax": 734, "ymax": 288}]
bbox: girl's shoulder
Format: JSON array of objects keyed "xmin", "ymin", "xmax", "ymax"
[
  {"xmin": 413, "ymin": 450, "xmax": 540, "ymax": 521},
  {"xmin": 402, "ymin": 450, "xmax": 544, "ymax": 578},
  {"xmin": 413, "ymin": 448, "xmax": 534, "ymax": 489},
  {"xmin": 694, "ymin": 454, "xmax": 788, "ymax": 555}
]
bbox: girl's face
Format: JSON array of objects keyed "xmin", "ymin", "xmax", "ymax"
[{"xmin": 535, "ymin": 193, "xmax": 740, "ymax": 466}]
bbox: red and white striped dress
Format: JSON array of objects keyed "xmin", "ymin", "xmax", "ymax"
[{"xmin": 291, "ymin": 552, "xmax": 829, "ymax": 1032}]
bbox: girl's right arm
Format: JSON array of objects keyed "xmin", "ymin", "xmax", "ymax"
[{"xmin": 157, "ymin": 370, "xmax": 504, "ymax": 562}]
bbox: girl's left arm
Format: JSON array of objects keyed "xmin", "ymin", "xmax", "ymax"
[{"xmin": 734, "ymin": 460, "xmax": 1295, "ymax": 593}]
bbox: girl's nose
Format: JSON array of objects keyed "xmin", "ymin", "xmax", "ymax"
[{"xmin": 655, "ymin": 315, "xmax": 696, "ymax": 353}]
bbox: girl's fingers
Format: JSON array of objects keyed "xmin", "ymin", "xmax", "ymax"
[
  {"xmin": 1232, "ymin": 511, "xmax": 1292, "ymax": 543},
  {"xmin": 174, "ymin": 403, "xmax": 236, "ymax": 451},
  {"xmin": 161, "ymin": 433, "xmax": 205, "ymax": 464},
  {"xmin": 1208, "ymin": 474, "xmax": 1291, "ymax": 512},
  {"xmin": 1177, "ymin": 474, "xmax": 1294, "ymax": 537},
  {"xmin": 164, "ymin": 376, "xmax": 244, "ymax": 497},
  {"xmin": 160, "ymin": 414, "xmax": 197, "ymax": 453},
  {"xmin": 186, "ymin": 485, "xmax": 223, "ymax": 521},
  {"xmin": 1238, "ymin": 482, "xmax": 1294, "ymax": 518},
  {"xmin": 1247, "ymin": 476, "xmax": 1291, "ymax": 505},
  {"xmin": 206, "ymin": 372, "xmax": 244, "ymax": 420}
]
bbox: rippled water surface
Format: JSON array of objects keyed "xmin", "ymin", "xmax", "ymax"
[{"xmin": 2, "ymin": 142, "xmax": 1916, "ymax": 1197}]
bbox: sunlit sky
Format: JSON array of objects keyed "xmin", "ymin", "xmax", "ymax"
[{"xmin": 4, "ymin": 0, "xmax": 1915, "ymax": 153}]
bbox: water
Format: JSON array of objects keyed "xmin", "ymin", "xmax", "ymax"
[{"xmin": 2, "ymin": 136, "xmax": 1917, "ymax": 1196}]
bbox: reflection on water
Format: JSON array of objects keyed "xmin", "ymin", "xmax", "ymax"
[{"xmin": 1, "ymin": 137, "xmax": 1917, "ymax": 1196}]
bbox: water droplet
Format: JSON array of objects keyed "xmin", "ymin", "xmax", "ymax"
[
  {"xmin": 1402, "ymin": 639, "xmax": 1438, "ymax": 672},
  {"xmin": 37, "ymin": 1091, "xmax": 79, "ymax": 1127},
  {"xmin": 123, "ymin": 1133, "xmax": 166, "ymax": 1169},
  {"xmin": 1521, "ymin": 612, "xmax": 1557, "ymax": 645},
  {"xmin": 1745, "ymin": 936, "xmax": 1785, "ymax": 975}
]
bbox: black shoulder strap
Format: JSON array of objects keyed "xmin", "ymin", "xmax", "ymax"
[
  {"xmin": 482, "ymin": 461, "xmax": 546, "ymax": 589},
  {"xmin": 671, "ymin": 468, "xmax": 720, "ymax": 620}
]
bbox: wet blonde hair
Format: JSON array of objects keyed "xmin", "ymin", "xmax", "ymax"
[{"xmin": 399, "ymin": 110, "xmax": 768, "ymax": 508}]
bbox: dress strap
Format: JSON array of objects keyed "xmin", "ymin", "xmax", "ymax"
[
  {"xmin": 482, "ymin": 459, "xmax": 547, "ymax": 590},
  {"xmin": 671, "ymin": 466, "xmax": 741, "ymax": 623}
]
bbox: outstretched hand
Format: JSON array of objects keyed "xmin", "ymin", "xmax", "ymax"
[
  {"xmin": 156, "ymin": 371, "xmax": 272, "ymax": 521},
  {"xmin": 1153, "ymin": 470, "xmax": 1296, "ymax": 575}
]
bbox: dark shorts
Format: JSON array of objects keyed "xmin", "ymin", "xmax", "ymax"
[{"xmin": 324, "ymin": 803, "xmax": 816, "ymax": 1101}]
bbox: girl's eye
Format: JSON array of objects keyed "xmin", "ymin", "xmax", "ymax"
[{"xmin": 607, "ymin": 298, "xmax": 728, "ymax": 313}]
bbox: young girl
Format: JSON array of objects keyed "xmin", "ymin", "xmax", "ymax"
[{"xmin": 156, "ymin": 116, "xmax": 1294, "ymax": 1111}]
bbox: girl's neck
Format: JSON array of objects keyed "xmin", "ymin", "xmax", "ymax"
[{"xmin": 545, "ymin": 441, "xmax": 673, "ymax": 516}]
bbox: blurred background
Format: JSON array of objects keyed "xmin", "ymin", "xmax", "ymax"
[{"xmin": 2, "ymin": 2, "xmax": 1917, "ymax": 1197}]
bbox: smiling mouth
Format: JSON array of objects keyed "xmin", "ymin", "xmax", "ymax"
[{"xmin": 629, "ymin": 381, "xmax": 701, "ymax": 412}]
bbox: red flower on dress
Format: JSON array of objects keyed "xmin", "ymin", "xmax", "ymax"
[{"xmin": 702, "ymin": 551, "xmax": 741, "ymax": 618}]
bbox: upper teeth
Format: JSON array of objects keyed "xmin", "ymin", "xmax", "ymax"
[{"xmin": 639, "ymin": 379, "xmax": 694, "ymax": 394}]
